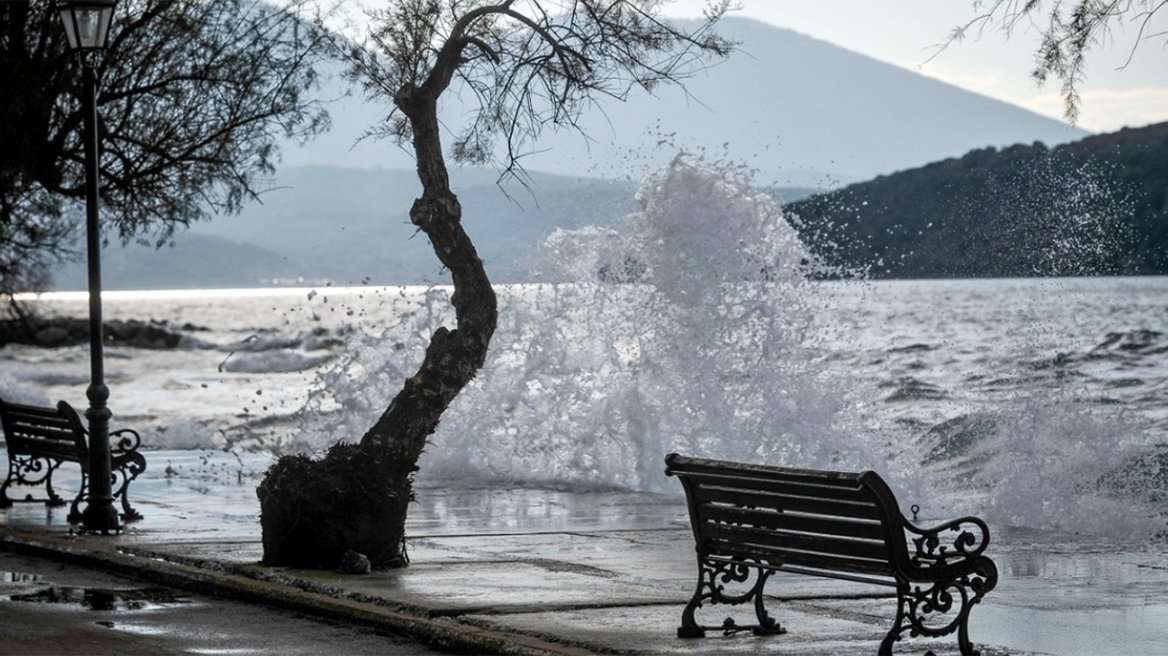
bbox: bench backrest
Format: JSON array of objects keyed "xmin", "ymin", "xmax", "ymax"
[
  {"xmin": 0, "ymin": 396, "xmax": 88, "ymax": 463},
  {"xmin": 666, "ymin": 453, "xmax": 908, "ymax": 584}
]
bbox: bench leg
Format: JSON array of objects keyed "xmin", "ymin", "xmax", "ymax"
[
  {"xmin": 43, "ymin": 461, "xmax": 67, "ymax": 508},
  {"xmin": 1, "ymin": 460, "xmax": 13, "ymax": 507},
  {"xmin": 111, "ymin": 463, "xmax": 144, "ymax": 522},
  {"xmin": 881, "ymin": 563, "xmax": 997, "ymax": 656},
  {"xmin": 2, "ymin": 455, "xmax": 66, "ymax": 508},
  {"xmin": 68, "ymin": 470, "xmax": 88, "ymax": 524},
  {"xmin": 678, "ymin": 557, "xmax": 784, "ymax": 638},
  {"xmin": 68, "ymin": 464, "xmax": 145, "ymax": 523}
]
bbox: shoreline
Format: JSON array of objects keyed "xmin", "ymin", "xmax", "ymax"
[{"xmin": 0, "ymin": 316, "xmax": 191, "ymax": 350}]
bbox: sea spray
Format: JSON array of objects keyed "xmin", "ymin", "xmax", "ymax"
[
  {"xmin": 963, "ymin": 397, "xmax": 1166, "ymax": 540},
  {"xmin": 288, "ymin": 286, "xmax": 456, "ymax": 453},
  {"xmin": 0, "ymin": 371, "xmax": 51, "ymax": 406},
  {"xmin": 279, "ymin": 157, "xmax": 1167, "ymax": 538},
  {"xmin": 877, "ymin": 279, "xmax": 1168, "ymax": 538},
  {"xmin": 291, "ymin": 156, "xmax": 918, "ymax": 492}
]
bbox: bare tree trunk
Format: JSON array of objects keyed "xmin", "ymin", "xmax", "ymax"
[
  {"xmin": 257, "ymin": 82, "xmax": 496, "ymax": 570},
  {"xmin": 256, "ymin": 0, "xmax": 725, "ymax": 569}
]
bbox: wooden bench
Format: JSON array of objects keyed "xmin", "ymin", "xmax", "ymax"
[
  {"xmin": 1, "ymin": 396, "xmax": 146, "ymax": 522},
  {"xmin": 666, "ymin": 453, "xmax": 997, "ymax": 655}
]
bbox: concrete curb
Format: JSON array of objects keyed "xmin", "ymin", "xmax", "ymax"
[{"xmin": 0, "ymin": 528, "xmax": 601, "ymax": 656}]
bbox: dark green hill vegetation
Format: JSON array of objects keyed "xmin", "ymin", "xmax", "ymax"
[{"xmin": 786, "ymin": 122, "xmax": 1168, "ymax": 278}]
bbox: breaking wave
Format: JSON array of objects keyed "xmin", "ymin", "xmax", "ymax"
[{"xmin": 279, "ymin": 155, "xmax": 1167, "ymax": 540}]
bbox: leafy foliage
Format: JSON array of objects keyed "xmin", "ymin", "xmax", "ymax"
[
  {"xmin": 944, "ymin": 0, "xmax": 1167, "ymax": 122},
  {"xmin": 341, "ymin": 0, "xmax": 734, "ymax": 178},
  {"xmin": 0, "ymin": 0, "xmax": 331, "ymax": 295}
]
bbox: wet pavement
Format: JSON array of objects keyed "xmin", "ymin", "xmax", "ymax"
[
  {"xmin": 0, "ymin": 549, "xmax": 446, "ymax": 655},
  {"xmin": 3, "ymin": 449, "xmax": 1167, "ymax": 655}
]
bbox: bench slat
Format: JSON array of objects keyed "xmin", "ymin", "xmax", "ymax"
[
  {"xmin": 697, "ymin": 503, "xmax": 887, "ymax": 540},
  {"xmin": 7, "ymin": 413, "xmax": 72, "ymax": 428},
  {"xmin": 666, "ymin": 455, "xmax": 863, "ymax": 486},
  {"xmin": 679, "ymin": 471, "xmax": 876, "ymax": 504},
  {"xmin": 4, "ymin": 437, "xmax": 82, "ymax": 460},
  {"xmin": 5, "ymin": 421, "xmax": 76, "ymax": 439},
  {"xmin": 701, "ymin": 519, "xmax": 892, "ymax": 565},
  {"xmin": 7, "ymin": 415, "xmax": 73, "ymax": 429},
  {"xmin": 703, "ymin": 533, "xmax": 895, "ymax": 577},
  {"xmin": 4, "ymin": 405, "xmax": 71, "ymax": 420},
  {"xmin": 693, "ymin": 485, "xmax": 885, "ymax": 521}
]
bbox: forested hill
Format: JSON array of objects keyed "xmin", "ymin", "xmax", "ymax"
[{"xmin": 785, "ymin": 122, "xmax": 1168, "ymax": 279}]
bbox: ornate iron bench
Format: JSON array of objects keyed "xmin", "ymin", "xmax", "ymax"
[
  {"xmin": 666, "ymin": 453, "xmax": 997, "ymax": 655},
  {"xmin": 0, "ymin": 395, "xmax": 146, "ymax": 522}
]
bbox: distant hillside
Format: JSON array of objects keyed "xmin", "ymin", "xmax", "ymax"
[
  {"xmin": 284, "ymin": 17, "xmax": 1088, "ymax": 186},
  {"xmin": 49, "ymin": 15, "xmax": 1099, "ymax": 291},
  {"xmin": 786, "ymin": 122, "xmax": 1168, "ymax": 279},
  {"xmin": 51, "ymin": 234, "xmax": 310, "ymax": 290},
  {"xmin": 49, "ymin": 165, "xmax": 828, "ymax": 291},
  {"xmin": 52, "ymin": 168, "xmax": 642, "ymax": 290}
]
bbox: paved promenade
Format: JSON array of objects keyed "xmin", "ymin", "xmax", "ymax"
[{"xmin": 3, "ymin": 450, "xmax": 1167, "ymax": 655}]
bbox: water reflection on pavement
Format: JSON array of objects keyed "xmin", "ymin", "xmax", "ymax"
[
  {"xmin": 4, "ymin": 450, "xmax": 1168, "ymax": 655},
  {"xmin": 0, "ymin": 550, "xmax": 448, "ymax": 656}
]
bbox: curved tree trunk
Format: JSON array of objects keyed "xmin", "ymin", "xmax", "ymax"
[
  {"xmin": 258, "ymin": 79, "xmax": 497, "ymax": 569},
  {"xmin": 255, "ymin": 0, "xmax": 722, "ymax": 570}
]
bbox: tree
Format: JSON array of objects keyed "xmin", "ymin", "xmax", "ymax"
[
  {"xmin": 0, "ymin": 0, "xmax": 330, "ymax": 300},
  {"xmin": 942, "ymin": 0, "xmax": 1167, "ymax": 123},
  {"xmin": 256, "ymin": 0, "xmax": 732, "ymax": 569}
]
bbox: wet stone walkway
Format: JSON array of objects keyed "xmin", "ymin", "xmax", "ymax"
[
  {"xmin": 0, "ymin": 549, "xmax": 447, "ymax": 655},
  {"xmin": 2, "ymin": 450, "xmax": 1166, "ymax": 655}
]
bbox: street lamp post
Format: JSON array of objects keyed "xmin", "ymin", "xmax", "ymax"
[{"xmin": 58, "ymin": 0, "xmax": 120, "ymax": 534}]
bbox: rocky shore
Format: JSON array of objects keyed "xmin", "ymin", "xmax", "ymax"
[{"xmin": 0, "ymin": 317, "xmax": 188, "ymax": 349}]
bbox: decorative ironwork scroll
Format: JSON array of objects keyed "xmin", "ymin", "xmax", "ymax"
[
  {"xmin": 677, "ymin": 556, "xmax": 785, "ymax": 638},
  {"xmin": 1, "ymin": 454, "xmax": 67, "ymax": 507},
  {"xmin": 880, "ymin": 558, "xmax": 998, "ymax": 655},
  {"xmin": 906, "ymin": 516, "xmax": 991, "ymax": 567},
  {"xmin": 68, "ymin": 427, "xmax": 147, "ymax": 523}
]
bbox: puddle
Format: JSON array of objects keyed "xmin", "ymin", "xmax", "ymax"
[{"xmin": 6, "ymin": 585, "xmax": 188, "ymax": 611}]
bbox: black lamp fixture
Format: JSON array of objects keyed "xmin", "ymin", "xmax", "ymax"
[
  {"xmin": 58, "ymin": 0, "xmax": 117, "ymax": 52},
  {"xmin": 58, "ymin": 0, "xmax": 121, "ymax": 534}
]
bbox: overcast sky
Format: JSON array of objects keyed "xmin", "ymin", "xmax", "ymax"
[{"xmin": 664, "ymin": 0, "xmax": 1168, "ymax": 133}]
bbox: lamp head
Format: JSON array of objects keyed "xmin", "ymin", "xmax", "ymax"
[{"xmin": 58, "ymin": 0, "xmax": 118, "ymax": 52}]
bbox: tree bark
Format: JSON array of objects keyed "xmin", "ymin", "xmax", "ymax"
[
  {"xmin": 258, "ymin": 78, "xmax": 497, "ymax": 570},
  {"xmin": 361, "ymin": 82, "xmax": 497, "ymax": 460},
  {"xmin": 256, "ymin": 0, "xmax": 724, "ymax": 568}
]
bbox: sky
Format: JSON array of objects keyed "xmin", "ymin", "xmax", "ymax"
[{"xmin": 662, "ymin": 0, "xmax": 1168, "ymax": 134}]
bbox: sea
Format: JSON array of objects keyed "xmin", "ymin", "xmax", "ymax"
[{"xmin": 4, "ymin": 157, "xmax": 1168, "ymax": 544}]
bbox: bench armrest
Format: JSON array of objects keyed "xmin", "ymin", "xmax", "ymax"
[
  {"xmin": 903, "ymin": 516, "xmax": 990, "ymax": 567},
  {"xmin": 111, "ymin": 427, "xmax": 142, "ymax": 455}
]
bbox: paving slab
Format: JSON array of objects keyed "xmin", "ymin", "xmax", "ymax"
[
  {"xmin": 4, "ymin": 449, "xmax": 1168, "ymax": 655},
  {"xmin": 0, "ymin": 549, "xmax": 446, "ymax": 656},
  {"xmin": 463, "ymin": 599, "xmax": 989, "ymax": 656}
]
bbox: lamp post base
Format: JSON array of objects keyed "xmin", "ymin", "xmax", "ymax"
[
  {"xmin": 81, "ymin": 502, "xmax": 121, "ymax": 534},
  {"xmin": 80, "ymin": 387, "xmax": 120, "ymax": 535}
]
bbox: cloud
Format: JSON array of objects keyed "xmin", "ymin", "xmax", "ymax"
[
  {"xmin": 914, "ymin": 57, "xmax": 1168, "ymax": 132},
  {"xmin": 1002, "ymin": 86, "xmax": 1168, "ymax": 132},
  {"xmin": 1072, "ymin": 87, "xmax": 1168, "ymax": 132}
]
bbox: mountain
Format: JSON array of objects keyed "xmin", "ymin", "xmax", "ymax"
[
  {"xmin": 786, "ymin": 122, "xmax": 1168, "ymax": 278},
  {"xmin": 281, "ymin": 17, "xmax": 1089, "ymax": 186},
  {"xmin": 51, "ymin": 233, "xmax": 311, "ymax": 291},
  {"xmin": 50, "ymin": 16, "xmax": 1097, "ymax": 291},
  {"xmin": 52, "ymin": 168, "xmax": 642, "ymax": 290}
]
